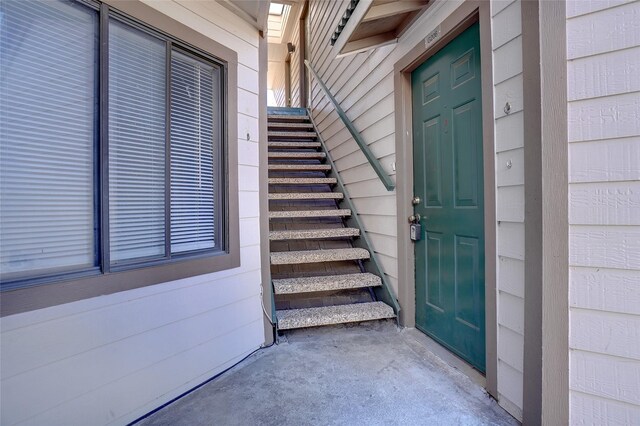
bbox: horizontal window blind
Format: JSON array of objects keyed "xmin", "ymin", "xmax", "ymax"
[
  {"xmin": 108, "ymin": 19, "xmax": 166, "ymax": 264},
  {"xmin": 0, "ymin": 0, "xmax": 98, "ymax": 279},
  {"xmin": 170, "ymin": 51, "xmax": 220, "ymax": 254}
]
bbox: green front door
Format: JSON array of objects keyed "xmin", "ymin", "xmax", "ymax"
[{"xmin": 411, "ymin": 23, "xmax": 485, "ymax": 372}]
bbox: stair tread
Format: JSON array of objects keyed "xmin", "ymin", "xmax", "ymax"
[
  {"xmin": 267, "ymin": 114, "xmax": 310, "ymax": 121},
  {"xmin": 268, "ymin": 192, "xmax": 344, "ymax": 200},
  {"xmin": 269, "ymin": 227, "xmax": 359, "ymax": 240},
  {"xmin": 268, "ymin": 131, "xmax": 317, "ymax": 138},
  {"xmin": 276, "ymin": 302, "xmax": 395, "ymax": 330},
  {"xmin": 268, "ymin": 164, "xmax": 331, "ymax": 171},
  {"xmin": 268, "ymin": 152, "xmax": 326, "ymax": 158},
  {"xmin": 269, "ymin": 209, "xmax": 351, "ymax": 219},
  {"xmin": 268, "ymin": 141, "xmax": 321, "ymax": 148},
  {"xmin": 273, "ymin": 273, "xmax": 380, "ymax": 294},
  {"xmin": 270, "ymin": 248, "xmax": 369, "ymax": 265},
  {"xmin": 268, "ymin": 122, "xmax": 314, "ymax": 128},
  {"xmin": 269, "ymin": 177, "xmax": 336, "ymax": 184}
]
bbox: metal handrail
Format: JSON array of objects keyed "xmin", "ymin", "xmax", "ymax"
[{"xmin": 304, "ymin": 60, "xmax": 395, "ymax": 191}]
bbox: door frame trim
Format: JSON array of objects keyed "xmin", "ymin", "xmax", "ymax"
[{"xmin": 393, "ymin": 0, "xmax": 497, "ymax": 398}]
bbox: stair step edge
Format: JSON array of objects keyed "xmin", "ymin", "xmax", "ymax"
[
  {"xmin": 267, "ymin": 115, "xmax": 310, "ymax": 121},
  {"xmin": 273, "ymin": 272, "xmax": 381, "ymax": 294},
  {"xmin": 270, "ymin": 248, "xmax": 369, "ymax": 265},
  {"xmin": 268, "ymin": 141, "xmax": 321, "ymax": 147},
  {"xmin": 268, "ymin": 192, "xmax": 343, "ymax": 200},
  {"xmin": 268, "ymin": 178, "xmax": 336, "ymax": 184},
  {"xmin": 268, "ymin": 152, "xmax": 326, "ymax": 158},
  {"xmin": 268, "ymin": 164, "xmax": 331, "ymax": 170},
  {"xmin": 269, "ymin": 227, "xmax": 359, "ymax": 240},
  {"xmin": 268, "ymin": 209, "xmax": 351, "ymax": 219},
  {"xmin": 276, "ymin": 302, "xmax": 395, "ymax": 330}
]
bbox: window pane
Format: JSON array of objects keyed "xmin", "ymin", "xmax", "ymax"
[
  {"xmin": 170, "ymin": 51, "xmax": 219, "ymax": 254},
  {"xmin": 108, "ymin": 19, "xmax": 166, "ymax": 264},
  {"xmin": 0, "ymin": 0, "xmax": 98, "ymax": 280}
]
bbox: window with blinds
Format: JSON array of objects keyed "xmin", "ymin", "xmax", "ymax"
[
  {"xmin": 0, "ymin": 0, "xmax": 99, "ymax": 281},
  {"xmin": 170, "ymin": 51, "xmax": 221, "ymax": 254},
  {"xmin": 108, "ymin": 20, "xmax": 167, "ymax": 264},
  {"xmin": 0, "ymin": 0, "xmax": 226, "ymax": 288}
]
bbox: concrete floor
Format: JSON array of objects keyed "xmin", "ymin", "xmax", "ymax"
[{"xmin": 139, "ymin": 321, "xmax": 518, "ymax": 426}]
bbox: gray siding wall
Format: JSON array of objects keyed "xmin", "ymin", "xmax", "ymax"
[
  {"xmin": 492, "ymin": 0, "xmax": 525, "ymax": 419},
  {"xmin": 566, "ymin": 0, "xmax": 640, "ymax": 423}
]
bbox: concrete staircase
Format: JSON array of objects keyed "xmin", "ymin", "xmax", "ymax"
[{"xmin": 268, "ymin": 107, "xmax": 395, "ymax": 331}]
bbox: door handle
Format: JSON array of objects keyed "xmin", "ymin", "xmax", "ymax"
[
  {"xmin": 412, "ymin": 196, "xmax": 421, "ymax": 205},
  {"xmin": 408, "ymin": 214, "xmax": 421, "ymax": 223}
]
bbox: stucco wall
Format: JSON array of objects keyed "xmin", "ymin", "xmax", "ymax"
[
  {"xmin": 566, "ymin": 0, "xmax": 640, "ymax": 423},
  {"xmin": 0, "ymin": 1, "xmax": 264, "ymax": 424}
]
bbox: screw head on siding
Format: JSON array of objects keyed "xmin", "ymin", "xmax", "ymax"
[{"xmin": 503, "ymin": 102, "xmax": 511, "ymax": 115}]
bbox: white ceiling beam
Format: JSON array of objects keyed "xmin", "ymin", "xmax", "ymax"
[
  {"xmin": 338, "ymin": 32, "xmax": 397, "ymax": 57},
  {"xmin": 362, "ymin": 1, "xmax": 429, "ymax": 23},
  {"xmin": 330, "ymin": 0, "xmax": 374, "ymax": 59}
]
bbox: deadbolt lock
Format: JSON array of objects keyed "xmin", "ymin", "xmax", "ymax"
[{"xmin": 412, "ymin": 196, "xmax": 421, "ymax": 205}]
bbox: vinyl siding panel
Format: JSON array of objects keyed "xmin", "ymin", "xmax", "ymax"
[
  {"xmin": 0, "ymin": 1, "xmax": 264, "ymax": 425},
  {"xmin": 566, "ymin": 1, "xmax": 640, "ymax": 60},
  {"xmin": 271, "ymin": 62, "xmax": 287, "ymax": 107},
  {"xmin": 492, "ymin": 1, "xmax": 525, "ymax": 418},
  {"xmin": 570, "ymin": 391, "xmax": 640, "ymax": 425},
  {"xmin": 569, "ymin": 137, "xmax": 640, "ymax": 183},
  {"xmin": 289, "ymin": 18, "xmax": 301, "ymax": 107},
  {"xmin": 567, "ymin": 1, "xmax": 640, "ymax": 423}
]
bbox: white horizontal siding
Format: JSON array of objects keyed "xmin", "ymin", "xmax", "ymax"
[
  {"xmin": 566, "ymin": 1, "xmax": 640, "ymax": 60},
  {"xmin": 571, "ymin": 308, "xmax": 640, "ymax": 360},
  {"xmin": 569, "ymin": 137, "xmax": 640, "ymax": 183},
  {"xmin": 289, "ymin": 18, "xmax": 302, "ymax": 107},
  {"xmin": 570, "ymin": 390, "xmax": 640, "ymax": 425},
  {"xmin": 498, "ymin": 256, "xmax": 525, "ymax": 299},
  {"xmin": 570, "ymin": 350, "xmax": 640, "ymax": 406},
  {"xmin": 568, "ymin": 91, "xmax": 640, "ymax": 143},
  {"xmin": 497, "ymin": 360, "xmax": 524, "ymax": 416},
  {"xmin": 492, "ymin": 0, "xmax": 525, "ymax": 418},
  {"xmin": 568, "ymin": 46, "xmax": 640, "ymax": 101},
  {"xmin": 570, "ymin": 267, "xmax": 640, "ymax": 316},
  {"xmin": 569, "ymin": 225, "xmax": 640, "ymax": 270},
  {"xmin": 0, "ymin": 1, "xmax": 264, "ymax": 425},
  {"xmin": 566, "ymin": 0, "xmax": 636, "ymax": 18},
  {"xmin": 567, "ymin": 1, "xmax": 640, "ymax": 422},
  {"xmin": 569, "ymin": 181, "xmax": 640, "ymax": 225}
]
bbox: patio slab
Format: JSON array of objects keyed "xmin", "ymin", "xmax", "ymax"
[{"xmin": 138, "ymin": 322, "xmax": 518, "ymax": 426}]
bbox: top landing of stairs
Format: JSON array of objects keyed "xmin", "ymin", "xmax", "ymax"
[{"xmin": 267, "ymin": 107, "xmax": 308, "ymax": 118}]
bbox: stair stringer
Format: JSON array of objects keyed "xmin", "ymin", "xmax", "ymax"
[{"xmin": 308, "ymin": 111, "xmax": 401, "ymax": 319}]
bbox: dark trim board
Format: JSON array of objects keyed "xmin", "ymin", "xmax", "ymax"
[
  {"xmin": 259, "ymin": 34, "xmax": 275, "ymax": 345},
  {"xmin": 1, "ymin": 0, "xmax": 240, "ymax": 317},
  {"xmin": 521, "ymin": 0, "xmax": 569, "ymax": 423},
  {"xmin": 393, "ymin": 0, "xmax": 497, "ymax": 397}
]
